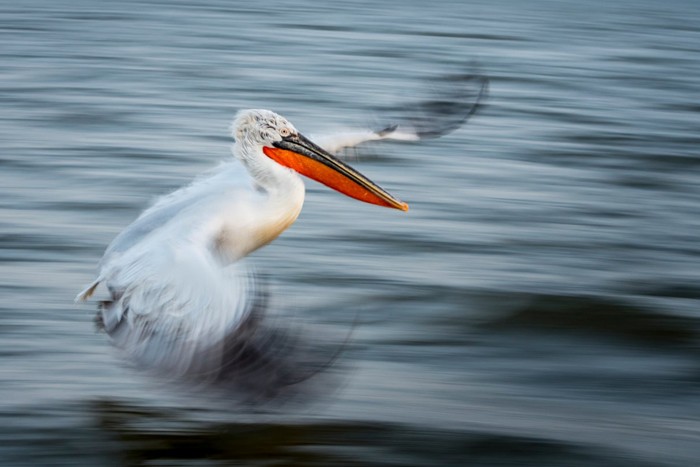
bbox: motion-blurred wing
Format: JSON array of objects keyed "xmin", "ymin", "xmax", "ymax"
[
  {"xmin": 314, "ymin": 73, "xmax": 488, "ymax": 154},
  {"xmin": 97, "ymin": 237, "xmax": 256, "ymax": 381},
  {"xmin": 96, "ymin": 247, "xmax": 341, "ymax": 400}
]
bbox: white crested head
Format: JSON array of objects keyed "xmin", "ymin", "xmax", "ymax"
[
  {"xmin": 228, "ymin": 109, "xmax": 408, "ymax": 211},
  {"xmin": 229, "ymin": 109, "xmax": 304, "ymax": 189},
  {"xmin": 231, "ymin": 109, "xmax": 297, "ymax": 147}
]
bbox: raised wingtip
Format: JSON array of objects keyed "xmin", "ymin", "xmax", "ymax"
[
  {"xmin": 368, "ymin": 68, "xmax": 488, "ymax": 143},
  {"xmin": 410, "ymin": 72, "xmax": 489, "ymax": 139}
]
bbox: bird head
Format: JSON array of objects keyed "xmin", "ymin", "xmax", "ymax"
[
  {"xmin": 232, "ymin": 109, "xmax": 297, "ymax": 147},
  {"xmin": 232, "ymin": 109, "xmax": 408, "ymax": 211}
]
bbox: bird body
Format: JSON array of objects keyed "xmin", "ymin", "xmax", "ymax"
[
  {"xmin": 76, "ymin": 74, "xmax": 487, "ymax": 389},
  {"xmin": 76, "ymin": 108, "xmax": 412, "ymax": 380}
]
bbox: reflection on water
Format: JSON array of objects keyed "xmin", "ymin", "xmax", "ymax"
[
  {"xmin": 1, "ymin": 0, "xmax": 700, "ymax": 465},
  {"xmin": 4, "ymin": 398, "xmax": 669, "ymax": 466},
  {"xmin": 88, "ymin": 399, "xmax": 651, "ymax": 467}
]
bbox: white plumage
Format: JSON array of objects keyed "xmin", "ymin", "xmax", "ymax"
[{"xmin": 76, "ymin": 74, "xmax": 487, "ymax": 395}]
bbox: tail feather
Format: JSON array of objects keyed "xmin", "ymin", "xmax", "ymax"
[{"xmin": 75, "ymin": 279, "xmax": 100, "ymax": 302}]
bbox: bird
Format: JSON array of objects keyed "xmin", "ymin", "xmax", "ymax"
[{"xmin": 76, "ymin": 72, "xmax": 488, "ymax": 398}]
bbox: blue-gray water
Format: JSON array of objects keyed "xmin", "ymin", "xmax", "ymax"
[{"xmin": 2, "ymin": 0, "xmax": 700, "ymax": 465}]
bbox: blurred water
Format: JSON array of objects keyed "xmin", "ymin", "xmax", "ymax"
[{"xmin": 2, "ymin": 0, "xmax": 700, "ymax": 465}]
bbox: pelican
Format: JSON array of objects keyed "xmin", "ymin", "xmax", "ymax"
[{"xmin": 76, "ymin": 73, "xmax": 487, "ymax": 395}]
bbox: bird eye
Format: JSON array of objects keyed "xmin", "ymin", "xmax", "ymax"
[{"xmin": 279, "ymin": 128, "xmax": 291, "ymax": 137}]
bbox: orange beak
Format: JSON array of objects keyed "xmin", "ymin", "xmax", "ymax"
[{"xmin": 263, "ymin": 132, "xmax": 408, "ymax": 211}]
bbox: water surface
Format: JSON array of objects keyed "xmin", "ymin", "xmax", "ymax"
[{"xmin": 1, "ymin": 0, "xmax": 700, "ymax": 465}]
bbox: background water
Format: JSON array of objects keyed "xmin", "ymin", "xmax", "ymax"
[{"xmin": 2, "ymin": 0, "xmax": 700, "ymax": 465}]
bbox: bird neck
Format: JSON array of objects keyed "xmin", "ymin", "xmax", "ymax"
[
  {"xmin": 225, "ymin": 141, "xmax": 306, "ymax": 257},
  {"xmin": 234, "ymin": 140, "xmax": 303, "ymax": 193}
]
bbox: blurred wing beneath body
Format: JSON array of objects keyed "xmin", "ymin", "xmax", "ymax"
[
  {"xmin": 95, "ymin": 246, "xmax": 339, "ymax": 398},
  {"xmin": 98, "ymin": 246, "xmax": 256, "ymax": 381}
]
